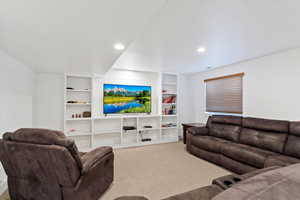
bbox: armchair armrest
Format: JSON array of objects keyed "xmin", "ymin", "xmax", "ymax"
[
  {"xmin": 187, "ymin": 126, "xmax": 208, "ymax": 136},
  {"xmin": 81, "ymin": 146, "xmax": 113, "ymax": 174}
]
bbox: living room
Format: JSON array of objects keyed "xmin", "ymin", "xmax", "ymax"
[{"xmin": 1, "ymin": 1, "xmax": 300, "ymax": 200}]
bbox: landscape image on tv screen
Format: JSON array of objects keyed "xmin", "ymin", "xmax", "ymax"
[{"xmin": 103, "ymin": 84, "xmax": 151, "ymax": 114}]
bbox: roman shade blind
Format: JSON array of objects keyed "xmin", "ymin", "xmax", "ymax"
[{"xmin": 205, "ymin": 73, "xmax": 244, "ymax": 114}]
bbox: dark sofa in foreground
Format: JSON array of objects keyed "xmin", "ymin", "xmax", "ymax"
[
  {"xmin": 115, "ymin": 166, "xmax": 282, "ymax": 200},
  {"xmin": 187, "ymin": 115, "xmax": 300, "ymax": 174},
  {"xmin": 0, "ymin": 128, "xmax": 114, "ymax": 200}
]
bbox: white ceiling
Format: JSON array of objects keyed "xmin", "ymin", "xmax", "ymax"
[
  {"xmin": 1, "ymin": 0, "xmax": 300, "ymax": 74},
  {"xmin": 0, "ymin": 0, "xmax": 167, "ymax": 74},
  {"xmin": 114, "ymin": 0, "xmax": 300, "ymax": 73}
]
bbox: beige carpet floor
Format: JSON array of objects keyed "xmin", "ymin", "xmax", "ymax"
[{"xmin": 0, "ymin": 142, "xmax": 229, "ymax": 200}]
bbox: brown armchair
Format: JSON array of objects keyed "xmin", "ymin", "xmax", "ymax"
[{"xmin": 0, "ymin": 128, "xmax": 114, "ymax": 200}]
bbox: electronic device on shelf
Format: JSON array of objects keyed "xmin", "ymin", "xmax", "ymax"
[
  {"xmin": 103, "ymin": 83, "xmax": 151, "ymax": 114},
  {"xmin": 138, "ymin": 130, "xmax": 152, "ymax": 142},
  {"xmin": 123, "ymin": 126, "xmax": 136, "ymax": 131},
  {"xmin": 141, "ymin": 138, "xmax": 152, "ymax": 142}
]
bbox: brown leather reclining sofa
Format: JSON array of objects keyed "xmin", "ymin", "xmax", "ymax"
[
  {"xmin": 115, "ymin": 116, "xmax": 300, "ymax": 200},
  {"xmin": 187, "ymin": 115, "xmax": 300, "ymax": 174}
]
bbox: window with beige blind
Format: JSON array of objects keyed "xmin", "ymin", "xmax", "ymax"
[{"xmin": 205, "ymin": 73, "xmax": 244, "ymax": 114}]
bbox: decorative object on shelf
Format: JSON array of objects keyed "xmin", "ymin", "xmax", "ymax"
[
  {"xmin": 162, "ymin": 95, "xmax": 176, "ymax": 103},
  {"xmin": 83, "ymin": 111, "xmax": 91, "ymax": 118},
  {"xmin": 163, "ymin": 105, "xmax": 176, "ymax": 115},
  {"xmin": 67, "ymin": 100, "xmax": 90, "ymax": 104},
  {"xmin": 67, "ymin": 100, "xmax": 77, "ymax": 104},
  {"xmin": 72, "ymin": 112, "xmax": 90, "ymax": 118},
  {"xmin": 143, "ymin": 125, "xmax": 153, "ymax": 129}
]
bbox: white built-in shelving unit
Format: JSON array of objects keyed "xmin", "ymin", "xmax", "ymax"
[{"xmin": 64, "ymin": 73, "xmax": 179, "ymax": 151}]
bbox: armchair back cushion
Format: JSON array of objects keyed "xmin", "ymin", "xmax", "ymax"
[
  {"xmin": 209, "ymin": 116, "xmax": 242, "ymax": 142},
  {"xmin": 3, "ymin": 128, "xmax": 83, "ymax": 169},
  {"xmin": 240, "ymin": 118, "xmax": 289, "ymax": 153},
  {"xmin": 1, "ymin": 129, "xmax": 82, "ymax": 187}
]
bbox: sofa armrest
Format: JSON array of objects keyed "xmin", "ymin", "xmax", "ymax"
[
  {"xmin": 187, "ymin": 126, "xmax": 208, "ymax": 136},
  {"xmin": 81, "ymin": 146, "xmax": 113, "ymax": 174},
  {"xmin": 114, "ymin": 197, "xmax": 148, "ymax": 200}
]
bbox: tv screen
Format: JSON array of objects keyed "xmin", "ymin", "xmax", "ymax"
[{"xmin": 103, "ymin": 84, "xmax": 151, "ymax": 114}]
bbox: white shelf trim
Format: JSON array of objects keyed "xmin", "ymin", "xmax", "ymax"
[
  {"xmin": 64, "ymin": 73, "xmax": 179, "ymax": 151},
  {"xmin": 66, "ymin": 89, "xmax": 91, "ymax": 92},
  {"xmin": 66, "ymin": 118, "xmax": 92, "ymax": 121},
  {"xmin": 66, "ymin": 103, "xmax": 91, "ymax": 106}
]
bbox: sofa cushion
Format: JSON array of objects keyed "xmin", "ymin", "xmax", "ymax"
[
  {"xmin": 284, "ymin": 122, "xmax": 300, "ymax": 159},
  {"xmin": 219, "ymin": 155, "xmax": 257, "ymax": 175},
  {"xmin": 289, "ymin": 122, "xmax": 300, "ymax": 136},
  {"xmin": 211, "ymin": 115, "xmax": 242, "ymax": 126},
  {"xmin": 212, "ymin": 164, "xmax": 300, "ymax": 200},
  {"xmin": 264, "ymin": 155, "xmax": 300, "ymax": 168},
  {"xmin": 221, "ymin": 143, "xmax": 276, "ymax": 168},
  {"xmin": 239, "ymin": 128, "xmax": 287, "ymax": 153},
  {"xmin": 284, "ymin": 135, "xmax": 300, "ymax": 159},
  {"xmin": 188, "ymin": 127, "xmax": 209, "ymax": 136},
  {"xmin": 191, "ymin": 136, "xmax": 231, "ymax": 153},
  {"xmin": 243, "ymin": 117, "xmax": 289, "ymax": 133},
  {"xmin": 189, "ymin": 145, "xmax": 220, "ymax": 165},
  {"xmin": 210, "ymin": 124, "xmax": 241, "ymax": 142}
]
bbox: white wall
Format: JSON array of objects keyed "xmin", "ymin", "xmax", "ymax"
[
  {"xmin": 182, "ymin": 48, "xmax": 300, "ymax": 123},
  {"xmin": 34, "ymin": 73, "xmax": 65, "ymax": 130},
  {"xmin": 0, "ymin": 50, "xmax": 35, "ymax": 194}
]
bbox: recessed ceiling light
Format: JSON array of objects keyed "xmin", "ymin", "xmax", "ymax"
[
  {"xmin": 114, "ymin": 43, "xmax": 125, "ymax": 50},
  {"xmin": 197, "ymin": 47, "xmax": 206, "ymax": 53}
]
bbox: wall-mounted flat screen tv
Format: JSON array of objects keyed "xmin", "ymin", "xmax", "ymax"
[{"xmin": 103, "ymin": 84, "xmax": 151, "ymax": 114}]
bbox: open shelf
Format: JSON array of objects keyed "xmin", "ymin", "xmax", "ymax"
[{"xmin": 63, "ymin": 73, "xmax": 179, "ymax": 151}]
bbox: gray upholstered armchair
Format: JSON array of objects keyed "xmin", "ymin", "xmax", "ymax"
[{"xmin": 0, "ymin": 128, "xmax": 114, "ymax": 200}]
